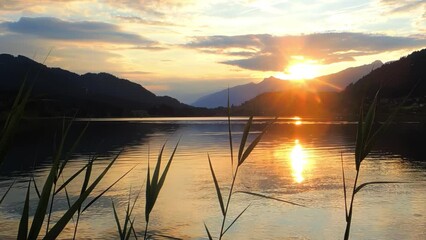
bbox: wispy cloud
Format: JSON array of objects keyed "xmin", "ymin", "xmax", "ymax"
[
  {"xmin": 113, "ymin": 15, "xmax": 179, "ymax": 26},
  {"xmin": 1, "ymin": 17, "xmax": 155, "ymax": 45},
  {"xmin": 186, "ymin": 32, "xmax": 426, "ymax": 71},
  {"xmin": 380, "ymin": 0, "xmax": 426, "ymax": 13}
]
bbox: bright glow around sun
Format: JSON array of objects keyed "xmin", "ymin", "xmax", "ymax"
[{"xmin": 274, "ymin": 61, "xmax": 320, "ymax": 81}]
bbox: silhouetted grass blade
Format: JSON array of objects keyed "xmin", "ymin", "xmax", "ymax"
[
  {"xmin": 112, "ymin": 200, "xmax": 123, "ymax": 239},
  {"xmin": 55, "ymin": 163, "xmax": 89, "ymax": 194},
  {"xmin": 204, "ymin": 223, "xmax": 213, "ymax": 240},
  {"xmin": 57, "ymin": 123, "xmax": 89, "ymax": 178},
  {"xmin": 235, "ymin": 191, "xmax": 306, "ymax": 207},
  {"xmin": 32, "ymin": 177, "xmax": 41, "ymax": 199},
  {"xmin": 44, "ymin": 151, "xmax": 121, "ymax": 239},
  {"xmin": 82, "ymin": 165, "xmax": 136, "ymax": 212},
  {"xmin": 355, "ymin": 106, "xmax": 364, "ymax": 170},
  {"xmin": 341, "ymin": 154, "xmax": 348, "ymax": 219},
  {"xmin": 208, "ymin": 154, "xmax": 225, "ymax": 216},
  {"xmin": 18, "ymin": 180, "xmax": 31, "ymax": 240},
  {"xmin": 0, "ymin": 180, "xmax": 14, "ymax": 205},
  {"xmin": 354, "ymin": 181, "xmax": 408, "ymax": 195},
  {"xmin": 157, "ymin": 139, "xmax": 180, "ymax": 195},
  {"xmin": 28, "ymin": 121, "xmax": 72, "ymax": 240},
  {"xmin": 238, "ymin": 116, "xmax": 253, "ymax": 162},
  {"xmin": 222, "ymin": 204, "xmax": 251, "ymax": 236}
]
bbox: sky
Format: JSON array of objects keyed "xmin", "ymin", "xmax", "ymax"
[{"xmin": 0, "ymin": 0, "xmax": 425, "ymax": 103}]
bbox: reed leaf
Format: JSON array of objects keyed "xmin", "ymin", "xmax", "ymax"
[
  {"xmin": 0, "ymin": 180, "xmax": 14, "ymax": 205},
  {"xmin": 227, "ymin": 89, "xmax": 234, "ymax": 170},
  {"xmin": 32, "ymin": 177, "xmax": 41, "ymax": 199},
  {"xmin": 354, "ymin": 106, "xmax": 364, "ymax": 170},
  {"xmin": 82, "ymin": 164, "xmax": 136, "ymax": 213},
  {"xmin": 44, "ymin": 151, "xmax": 121, "ymax": 239},
  {"xmin": 204, "ymin": 223, "xmax": 213, "ymax": 240},
  {"xmin": 18, "ymin": 180, "xmax": 31, "ymax": 240},
  {"xmin": 354, "ymin": 181, "xmax": 408, "ymax": 195},
  {"xmin": 239, "ymin": 117, "xmax": 276, "ymax": 166},
  {"xmin": 341, "ymin": 153, "xmax": 348, "ymax": 219},
  {"xmin": 222, "ymin": 204, "xmax": 251, "ymax": 236},
  {"xmin": 145, "ymin": 140, "xmax": 179, "ymax": 222},
  {"xmin": 112, "ymin": 200, "xmax": 123, "ymax": 239},
  {"xmin": 55, "ymin": 163, "xmax": 89, "ymax": 194},
  {"xmin": 27, "ymin": 121, "xmax": 72, "ymax": 240},
  {"xmin": 145, "ymin": 159, "xmax": 151, "ymax": 223},
  {"xmin": 208, "ymin": 154, "xmax": 225, "ymax": 216},
  {"xmin": 157, "ymin": 139, "xmax": 180, "ymax": 195},
  {"xmin": 234, "ymin": 191, "xmax": 306, "ymax": 207},
  {"xmin": 57, "ymin": 123, "xmax": 89, "ymax": 178},
  {"xmin": 238, "ymin": 116, "xmax": 253, "ymax": 162}
]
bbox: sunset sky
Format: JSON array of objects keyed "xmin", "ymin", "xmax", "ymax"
[{"xmin": 1, "ymin": 0, "xmax": 425, "ymax": 103}]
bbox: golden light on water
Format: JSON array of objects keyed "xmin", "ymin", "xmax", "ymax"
[
  {"xmin": 293, "ymin": 116, "xmax": 302, "ymax": 125},
  {"xmin": 290, "ymin": 139, "xmax": 307, "ymax": 183}
]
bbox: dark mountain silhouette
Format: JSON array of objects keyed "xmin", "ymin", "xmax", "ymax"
[
  {"xmin": 192, "ymin": 61, "xmax": 382, "ymax": 108},
  {"xmin": 234, "ymin": 48, "xmax": 426, "ymax": 117},
  {"xmin": 0, "ymin": 54, "xmax": 198, "ymax": 117}
]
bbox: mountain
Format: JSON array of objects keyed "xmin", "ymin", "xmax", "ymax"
[
  {"xmin": 0, "ymin": 54, "xmax": 196, "ymax": 117},
  {"xmin": 192, "ymin": 61, "xmax": 382, "ymax": 108},
  {"xmin": 233, "ymin": 48, "xmax": 426, "ymax": 117},
  {"xmin": 344, "ymin": 49, "xmax": 426, "ymax": 99}
]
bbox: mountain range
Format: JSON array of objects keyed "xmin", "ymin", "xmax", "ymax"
[
  {"xmin": 1, "ymin": 48, "xmax": 425, "ymax": 118},
  {"xmin": 234, "ymin": 48, "xmax": 426, "ymax": 117},
  {"xmin": 192, "ymin": 60, "xmax": 383, "ymax": 108},
  {"xmin": 0, "ymin": 54, "xmax": 202, "ymax": 117}
]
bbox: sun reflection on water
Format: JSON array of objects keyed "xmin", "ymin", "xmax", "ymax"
[
  {"xmin": 290, "ymin": 139, "xmax": 308, "ymax": 183},
  {"xmin": 293, "ymin": 116, "xmax": 302, "ymax": 125}
]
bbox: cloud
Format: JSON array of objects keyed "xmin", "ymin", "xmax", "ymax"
[
  {"xmin": 380, "ymin": 0, "xmax": 426, "ymax": 13},
  {"xmin": 114, "ymin": 15, "xmax": 178, "ymax": 26},
  {"xmin": 103, "ymin": 0, "xmax": 194, "ymax": 17},
  {"xmin": 186, "ymin": 32, "xmax": 426, "ymax": 71},
  {"xmin": 1, "ymin": 17, "xmax": 155, "ymax": 45}
]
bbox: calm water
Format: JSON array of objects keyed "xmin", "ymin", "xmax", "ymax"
[{"xmin": 0, "ymin": 117, "xmax": 425, "ymax": 239}]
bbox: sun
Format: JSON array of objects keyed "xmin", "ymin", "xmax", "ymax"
[{"xmin": 274, "ymin": 61, "xmax": 320, "ymax": 81}]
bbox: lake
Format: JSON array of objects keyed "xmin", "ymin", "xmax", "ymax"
[{"xmin": 0, "ymin": 117, "xmax": 425, "ymax": 239}]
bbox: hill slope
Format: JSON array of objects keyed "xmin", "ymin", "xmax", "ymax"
[
  {"xmin": 192, "ymin": 61, "xmax": 382, "ymax": 108},
  {"xmin": 235, "ymin": 49, "xmax": 426, "ymax": 117},
  {"xmin": 0, "ymin": 54, "xmax": 193, "ymax": 117}
]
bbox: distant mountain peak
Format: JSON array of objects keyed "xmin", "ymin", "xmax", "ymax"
[{"xmin": 192, "ymin": 61, "xmax": 382, "ymax": 108}]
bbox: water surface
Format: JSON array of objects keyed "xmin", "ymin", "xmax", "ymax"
[{"xmin": 0, "ymin": 117, "xmax": 425, "ymax": 239}]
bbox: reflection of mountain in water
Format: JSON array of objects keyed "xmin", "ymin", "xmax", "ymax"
[{"xmin": 0, "ymin": 121, "xmax": 180, "ymax": 175}]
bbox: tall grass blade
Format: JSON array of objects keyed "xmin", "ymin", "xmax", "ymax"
[
  {"xmin": 235, "ymin": 191, "xmax": 306, "ymax": 207},
  {"xmin": 0, "ymin": 180, "xmax": 14, "ymax": 205},
  {"xmin": 32, "ymin": 177, "xmax": 41, "ymax": 199},
  {"xmin": 82, "ymin": 165, "xmax": 137, "ymax": 212},
  {"xmin": 341, "ymin": 153, "xmax": 348, "ymax": 219},
  {"xmin": 157, "ymin": 139, "xmax": 180, "ymax": 194},
  {"xmin": 112, "ymin": 200, "xmax": 123, "ymax": 239},
  {"xmin": 145, "ymin": 158, "xmax": 151, "ymax": 223},
  {"xmin": 28, "ymin": 122, "xmax": 71, "ymax": 240},
  {"xmin": 122, "ymin": 191, "xmax": 132, "ymax": 240},
  {"xmin": 227, "ymin": 89, "xmax": 234, "ymax": 171},
  {"xmin": 57, "ymin": 123, "xmax": 89, "ymax": 178},
  {"xmin": 354, "ymin": 181, "xmax": 408, "ymax": 195},
  {"xmin": 55, "ymin": 163, "xmax": 89, "ymax": 194},
  {"xmin": 125, "ymin": 217, "xmax": 136, "ymax": 240},
  {"xmin": 18, "ymin": 180, "xmax": 31, "ymax": 240},
  {"xmin": 208, "ymin": 154, "xmax": 225, "ymax": 216},
  {"xmin": 239, "ymin": 117, "xmax": 276, "ymax": 166},
  {"xmin": 222, "ymin": 204, "xmax": 251, "ymax": 236},
  {"xmin": 355, "ymin": 106, "xmax": 364, "ymax": 170},
  {"xmin": 44, "ymin": 151, "xmax": 121, "ymax": 239},
  {"xmin": 238, "ymin": 116, "xmax": 253, "ymax": 162},
  {"xmin": 204, "ymin": 223, "xmax": 213, "ymax": 240},
  {"xmin": 151, "ymin": 144, "xmax": 166, "ymax": 199}
]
